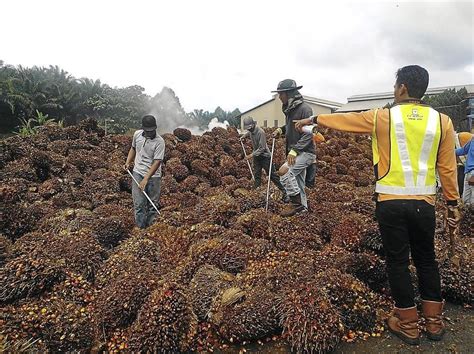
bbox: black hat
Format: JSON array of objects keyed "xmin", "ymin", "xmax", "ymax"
[
  {"xmin": 141, "ymin": 115, "xmax": 157, "ymax": 131},
  {"xmin": 271, "ymin": 79, "xmax": 303, "ymax": 93}
]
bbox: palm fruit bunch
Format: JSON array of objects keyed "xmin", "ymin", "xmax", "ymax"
[
  {"xmin": 0, "ymin": 234, "xmax": 12, "ymax": 266},
  {"xmin": 144, "ymin": 222, "xmax": 190, "ymax": 274},
  {"xmin": 1, "ymin": 271, "xmax": 94, "ymax": 352},
  {"xmin": 93, "ymin": 267, "xmax": 159, "ymax": 336},
  {"xmin": 188, "ymin": 264, "xmax": 235, "ymax": 320},
  {"xmin": 236, "ymin": 251, "xmax": 318, "ymax": 291},
  {"xmin": 160, "ymin": 173, "xmax": 180, "ymax": 195},
  {"xmin": 180, "ymin": 175, "xmax": 201, "ymax": 192},
  {"xmin": 173, "ymin": 127, "xmax": 192, "ymax": 142},
  {"xmin": 329, "ymin": 213, "xmax": 365, "ymax": 252},
  {"xmin": 218, "ymin": 155, "xmax": 238, "ymax": 176},
  {"xmin": 95, "ymin": 235, "xmax": 160, "ymax": 289},
  {"xmin": 194, "ymin": 194, "xmax": 240, "ymax": 227},
  {"xmin": 270, "ymin": 214, "xmax": 324, "ymax": 252},
  {"xmin": 127, "ymin": 281, "xmax": 198, "ymax": 352},
  {"xmin": 188, "ymin": 222, "xmax": 227, "ymax": 244},
  {"xmin": 276, "ymin": 279, "xmax": 344, "ymax": 353},
  {"xmin": 92, "ymin": 204, "xmax": 135, "ymax": 231},
  {"xmin": 88, "ymin": 216, "xmax": 130, "ymax": 249},
  {"xmin": 209, "ymin": 285, "xmax": 279, "ymax": 343},
  {"xmin": 165, "ymin": 157, "xmax": 189, "ymax": 181},
  {"xmin": 1, "ymin": 230, "xmax": 105, "ymax": 303},
  {"xmin": 314, "ymin": 269, "xmax": 384, "ymax": 332},
  {"xmin": 234, "ymin": 209, "xmax": 275, "ymax": 240},
  {"xmin": 39, "ymin": 208, "xmax": 96, "ymax": 234},
  {"xmin": 234, "ymin": 188, "xmax": 267, "ymax": 212},
  {"xmin": 0, "ymin": 246, "xmax": 65, "ymax": 303},
  {"xmin": 360, "ymin": 221, "xmax": 384, "ymax": 255},
  {"xmin": 190, "ymin": 158, "xmax": 214, "ymax": 178},
  {"xmin": 188, "ymin": 237, "xmax": 250, "ymax": 275},
  {"xmin": 436, "ymin": 237, "xmax": 473, "ymax": 305}
]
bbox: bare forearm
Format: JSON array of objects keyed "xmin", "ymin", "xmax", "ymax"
[
  {"xmin": 126, "ymin": 148, "xmax": 136, "ymax": 165},
  {"xmin": 144, "ymin": 160, "xmax": 161, "ymax": 180}
]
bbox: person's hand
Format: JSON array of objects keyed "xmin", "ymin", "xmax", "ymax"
[
  {"xmin": 124, "ymin": 162, "xmax": 131, "ymax": 171},
  {"xmin": 239, "ymin": 135, "xmax": 244, "ymax": 141},
  {"xmin": 446, "ymin": 205, "xmax": 461, "ymax": 229},
  {"xmin": 287, "ymin": 150, "xmax": 297, "ymax": 166},
  {"xmin": 294, "ymin": 117, "xmax": 313, "ymax": 131},
  {"xmin": 245, "ymin": 154, "xmax": 253, "ymax": 161},
  {"xmin": 139, "ymin": 177, "xmax": 149, "ymax": 191},
  {"xmin": 272, "ymin": 128, "xmax": 282, "ymax": 138}
]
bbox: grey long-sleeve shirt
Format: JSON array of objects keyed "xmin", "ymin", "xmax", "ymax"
[
  {"xmin": 279, "ymin": 101, "xmax": 315, "ymax": 154},
  {"xmin": 242, "ymin": 126, "xmax": 271, "ymax": 158}
]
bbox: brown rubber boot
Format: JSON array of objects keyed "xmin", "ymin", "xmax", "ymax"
[
  {"xmin": 422, "ymin": 300, "xmax": 446, "ymax": 341},
  {"xmin": 280, "ymin": 194, "xmax": 305, "ymax": 217},
  {"xmin": 387, "ymin": 306, "xmax": 420, "ymax": 345}
]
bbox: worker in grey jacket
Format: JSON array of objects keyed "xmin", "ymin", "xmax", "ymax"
[
  {"xmin": 241, "ymin": 117, "xmax": 289, "ymax": 202},
  {"xmin": 272, "ymin": 79, "xmax": 316, "ymax": 217}
]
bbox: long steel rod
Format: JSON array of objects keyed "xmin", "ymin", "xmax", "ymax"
[
  {"xmin": 126, "ymin": 169, "xmax": 160, "ymax": 215},
  {"xmin": 240, "ymin": 139, "xmax": 255, "ymax": 181},
  {"xmin": 266, "ymin": 138, "xmax": 276, "ymax": 212}
]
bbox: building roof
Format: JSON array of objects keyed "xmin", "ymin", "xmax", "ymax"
[
  {"xmin": 238, "ymin": 94, "xmax": 342, "ymax": 116},
  {"xmin": 337, "ymin": 84, "xmax": 474, "ymax": 112}
]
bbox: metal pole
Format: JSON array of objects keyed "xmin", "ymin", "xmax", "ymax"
[
  {"xmin": 265, "ymin": 138, "xmax": 275, "ymax": 212},
  {"xmin": 240, "ymin": 139, "xmax": 255, "ymax": 181},
  {"xmin": 126, "ymin": 169, "xmax": 160, "ymax": 215}
]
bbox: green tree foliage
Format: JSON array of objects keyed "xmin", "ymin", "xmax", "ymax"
[
  {"xmin": 423, "ymin": 88, "xmax": 468, "ymax": 131},
  {"xmin": 0, "ymin": 61, "xmax": 240, "ymax": 134}
]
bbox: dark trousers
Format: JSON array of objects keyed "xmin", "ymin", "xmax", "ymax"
[
  {"xmin": 457, "ymin": 165, "xmax": 465, "ymax": 196},
  {"xmin": 253, "ymin": 155, "xmax": 285, "ymax": 192},
  {"xmin": 375, "ymin": 199, "xmax": 442, "ymax": 308},
  {"xmin": 305, "ymin": 163, "xmax": 317, "ymax": 188}
]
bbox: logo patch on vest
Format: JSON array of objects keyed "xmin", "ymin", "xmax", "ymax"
[{"xmin": 408, "ymin": 109, "xmax": 424, "ymax": 120}]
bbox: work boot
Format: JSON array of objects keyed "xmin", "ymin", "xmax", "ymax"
[
  {"xmin": 422, "ymin": 300, "xmax": 446, "ymax": 341},
  {"xmin": 280, "ymin": 194, "xmax": 305, "ymax": 217},
  {"xmin": 281, "ymin": 192, "xmax": 290, "ymax": 203},
  {"xmin": 387, "ymin": 307, "xmax": 420, "ymax": 345}
]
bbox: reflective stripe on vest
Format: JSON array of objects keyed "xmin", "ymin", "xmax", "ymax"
[
  {"xmin": 375, "ymin": 104, "xmax": 441, "ymax": 195},
  {"xmin": 372, "ymin": 109, "xmax": 379, "ymax": 166}
]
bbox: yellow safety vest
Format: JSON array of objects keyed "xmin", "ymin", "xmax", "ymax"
[{"xmin": 372, "ymin": 104, "xmax": 442, "ymax": 195}]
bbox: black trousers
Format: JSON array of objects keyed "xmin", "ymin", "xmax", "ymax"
[
  {"xmin": 457, "ymin": 165, "xmax": 465, "ymax": 196},
  {"xmin": 375, "ymin": 199, "xmax": 442, "ymax": 308},
  {"xmin": 253, "ymin": 155, "xmax": 285, "ymax": 192},
  {"xmin": 305, "ymin": 162, "xmax": 317, "ymax": 188}
]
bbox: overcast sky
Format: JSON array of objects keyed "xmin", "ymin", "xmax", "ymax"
[{"xmin": 2, "ymin": 0, "xmax": 473, "ymax": 112}]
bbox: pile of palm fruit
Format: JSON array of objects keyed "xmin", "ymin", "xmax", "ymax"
[{"xmin": 0, "ymin": 119, "xmax": 472, "ymax": 352}]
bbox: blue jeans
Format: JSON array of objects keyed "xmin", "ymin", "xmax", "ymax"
[
  {"xmin": 132, "ymin": 171, "xmax": 161, "ymax": 229},
  {"xmin": 280, "ymin": 152, "xmax": 316, "ymax": 208}
]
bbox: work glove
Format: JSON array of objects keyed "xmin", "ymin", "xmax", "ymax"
[
  {"xmin": 446, "ymin": 205, "xmax": 461, "ymax": 229},
  {"xmin": 287, "ymin": 149, "xmax": 297, "ymax": 166},
  {"xmin": 272, "ymin": 127, "xmax": 282, "ymax": 138}
]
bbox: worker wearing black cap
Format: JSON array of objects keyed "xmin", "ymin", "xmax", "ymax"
[
  {"xmin": 241, "ymin": 116, "xmax": 289, "ymax": 202},
  {"xmin": 271, "ymin": 79, "xmax": 316, "ymax": 216},
  {"xmin": 124, "ymin": 115, "xmax": 165, "ymax": 228}
]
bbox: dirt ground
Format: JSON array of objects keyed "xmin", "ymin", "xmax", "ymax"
[{"xmin": 221, "ymin": 303, "xmax": 473, "ymax": 354}]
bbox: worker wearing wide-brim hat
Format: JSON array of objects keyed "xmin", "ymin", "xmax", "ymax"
[
  {"xmin": 240, "ymin": 116, "xmax": 289, "ymax": 202},
  {"xmin": 295, "ymin": 65, "xmax": 461, "ymax": 345},
  {"xmin": 271, "ymin": 79, "xmax": 316, "ymax": 217},
  {"xmin": 124, "ymin": 115, "xmax": 165, "ymax": 228}
]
